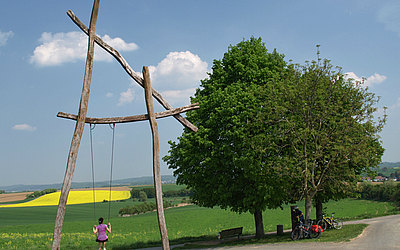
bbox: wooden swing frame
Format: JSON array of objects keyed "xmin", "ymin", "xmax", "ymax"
[{"xmin": 52, "ymin": 1, "xmax": 199, "ymax": 249}]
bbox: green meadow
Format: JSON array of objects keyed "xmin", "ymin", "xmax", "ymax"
[{"xmin": 1, "ymin": 190, "xmax": 399, "ymax": 249}]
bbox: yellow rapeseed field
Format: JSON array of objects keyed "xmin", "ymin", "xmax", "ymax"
[{"xmin": 0, "ymin": 190, "xmax": 130, "ymax": 208}]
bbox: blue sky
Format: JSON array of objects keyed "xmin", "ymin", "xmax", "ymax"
[{"xmin": 1, "ymin": 0, "xmax": 399, "ymax": 186}]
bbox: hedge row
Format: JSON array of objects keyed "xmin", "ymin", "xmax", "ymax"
[
  {"xmin": 119, "ymin": 200, "xmax": 174, "ymax": 216},
  {"xmin": 26, "ymin": 188, "xmax": 57, "ymax": 199},
  {"xmin": 163, "ymin": 189, "xmax": 193, "ymax": 197},
  {"xmin": 131, "ymin": 188, "xmax": 156, "ymax": 199},
  {"xmin": 358, "ymin": 181, "xmax": 400, "ymax": 204},
  {"xmin": 131, "ymin": 188, "xmax": 192, "ymax": 199}
]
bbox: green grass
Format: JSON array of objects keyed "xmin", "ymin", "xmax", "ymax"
[
  {"xmin": 177, "ymin": 224, "xmax": 368, "ymax": 249},
  {"xmin": 0, "ymin": 198, "xmax": 398, "ymax": 249}
]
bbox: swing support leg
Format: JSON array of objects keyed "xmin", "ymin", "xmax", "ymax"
[
  {"xmin": 143, "ymin": 66, "xmax": 170, "ymax": 250},
  {"xmin": 52, "ymin": 1, "xmax": 100, "ymax": 249}
]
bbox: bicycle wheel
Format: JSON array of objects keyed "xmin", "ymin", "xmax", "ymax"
[
  {"xmin": 317, "ymin": 219, "xmax": 327, "ymax": 231},
  {"xmin": 291, "ymin": 226, "xmax": 301, "ymax": 240},
  {"xmin": 332, "ymin": 219, "xmax": 343, "ymax": 229},
  {"xmin": 310, "ymin": 226, "xmax": 322, "ymax": 239}
]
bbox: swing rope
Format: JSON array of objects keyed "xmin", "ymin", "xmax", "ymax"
[
  {"xmin": 108, "ymin": 123, "xmax": 116, "ymax": 223},
  {"xmin": 89, "ymin": 123, "xmax": 96, "ymax": 224},
  {"xmin": 89, "ymin": 123, "xmax": 116, "ymax": 224}
]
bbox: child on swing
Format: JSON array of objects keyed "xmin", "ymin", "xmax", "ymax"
[{"xmin": 93, "ymin": 217, "xmax": 111, "ymax": 250}]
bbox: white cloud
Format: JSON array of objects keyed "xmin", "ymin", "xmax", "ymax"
[
  {"xmin": 366, "ymin": 73, "xmax": 387, "ymax": 86},
  {"xmin": 12, "ymin": 124, "xmax": 37, "ymax": 131},
  {"xmin": 377, "ymin": 2, "xmax": 400, "ymax": 37},
  {"xmin": 118, "ymin": 87, "xmax": 134, "ymax": 106},
  {"xmin": 148, "ymin": 51, "xmax": 208, "ymax": 90},
  {"xmin": 0, "ymin": 30, "xmax": 14, "ymax": 46},
  {"xmin": 161, "ymin": 88, "xmax": 197, "ymax": 106},
  {"xmin": 30, "ymin": 31, "xmax": 138, "ymax": 66},
  {"xmin": 102, "ymin": 35, "xmax": 138, "ymax": 51},
  {"xmin": 392, "ymin": 97, "xmax": 400, "ymax": 109},
  {"xmin": 106, "ymin": 92, "xmax": 114, "ymax": 98},
  {"xmin": 114, "ymin": 51, "xmax": 207, "ymax": 107},
  {"xmin": 344, "ymin": 72, "xmax": 387, "ymax": 88},
  {"xmin": 145, "ymin": 51, "xmax": 208, "ymax": 105}
]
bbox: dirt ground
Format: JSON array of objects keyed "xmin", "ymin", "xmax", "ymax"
[
  {"xmin": 0, "ymin": 192, "xmax": 33, "ymax": 203},
  {"xmin": 0, "ymin": 186, "xmax": 131, "ymax": 203}
]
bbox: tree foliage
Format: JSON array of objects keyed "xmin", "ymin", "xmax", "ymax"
[
  {"xmin": 164, "ymin": 39, "xmax": 385, "ymax": 235},
  {"xmin": 119, "ymin": 200, "xmax": 174, "ymax": 216},
  {"xmin": 26, "ymin": 188, "xmax": 57, "ymax": 199},
  {"xmin": 164, "ymin": 37, "xmax": 291, "ymax": 237},
  {"xmin": 138, "ymin": 191, "xmax": 148, "ymax": 202},
  {"xmin": 280, "ymin": 54, "xmax": 385, "ymax": 219}
]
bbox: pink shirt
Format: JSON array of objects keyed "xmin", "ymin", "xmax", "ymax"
[{"xmin": 96, "ymin": 224, "xmax": 108, "ymax": 241}]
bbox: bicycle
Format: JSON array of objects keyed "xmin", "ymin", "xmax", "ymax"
[
  {"xmin": 291, "ymin": 220, "xmax": 322, "ymax": 240},
  {"xmin": 317, "ymin": 213, "xmax": 343, "ymax": 230}
]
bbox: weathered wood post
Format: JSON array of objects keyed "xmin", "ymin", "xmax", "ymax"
[
  {"xmin": 290, "ymin": 205, "xmax": 298, "ymax": 231},
  {"xmin": 143, "ymin": 66, "xmax": 170, "ymax": 250},
  {"xmin": 52, "ymin": 0, "xmax": 100, "ymax": 249}
]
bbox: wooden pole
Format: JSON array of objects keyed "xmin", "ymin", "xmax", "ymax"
[
  {"xmin": 57, "ymin": 102, "xmax": 199, "ymax": 124},
  {"xmin": 143, "ymin": 66, "xmax": 170, "ymax": 250},
  {"xmin": 52, "ymin": 1, "xmax": 100, "ymax": 249}
]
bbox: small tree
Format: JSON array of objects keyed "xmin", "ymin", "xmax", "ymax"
[
  {"xmin": 138, "ymin": 191, "xmax": 148, "ymax": 202},
  {"xmin": 280, "ymin": 54, "xmax": 385, "ymax": 220}
]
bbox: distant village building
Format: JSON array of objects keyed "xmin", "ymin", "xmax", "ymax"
[{"xmin": 373, "ymin": 176, "xmax": 386, "ymax": 182}]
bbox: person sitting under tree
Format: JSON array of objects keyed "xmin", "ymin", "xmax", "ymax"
[
  {"xmin": 294, "ymin": 206, "xmax": 305, "ymax": 223},
  {"xmin": 93, "ymin": 217, "xmax": 111, "ymax": 250}
]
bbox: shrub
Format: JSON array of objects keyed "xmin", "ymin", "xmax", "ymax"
[
  {"xmin": 163, "ymin": 188, "xmax": 193, "ymax": 197},
  {"xmin": 358, "ymin": 181, "xmax": 400, "ymax": 204},
  {"xmin": 131, "ymin": 187, "xmax": 155, "ymax": 199},
  {"xmin": 26, "ymin": 188, "xmax": 57, "ymax": 199},
  {"xmin": 138, "ymin": 191, "xmax": 148, "ymax": 202},
  {"xmin": 118, "ymin": 200, "xmax": 174, "ymax": 216}
]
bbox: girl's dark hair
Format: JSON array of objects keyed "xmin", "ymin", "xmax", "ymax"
[{"xmin": 98, "ymin": 217, "xmax": 104, "ymax": 224}]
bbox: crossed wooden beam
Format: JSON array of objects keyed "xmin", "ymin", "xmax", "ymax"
[
  {"xmin": 65, "ymin": 9, "xmax": 199, "ymax": 132},
  {"xmin": 52, "ymin": 1, "xmax": 198, "ymax": 249}
]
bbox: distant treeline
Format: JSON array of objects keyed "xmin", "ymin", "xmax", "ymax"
[
  {"xmin": 358, "ymin": 182, "xmax": 400, "ymax": 205},
  {"xmin": 130, "ymin": 187, "xmax": 192, "ymax": 199},
  {"xmin": 119, "ymin": 201, "xmax": 174, "ymax": 216},
  {"xmin": 26, "ymin": 189, "xmax": 57, "ymax": 199}
]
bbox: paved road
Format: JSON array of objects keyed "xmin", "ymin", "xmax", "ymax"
[
  {"xmin": 139, "ymin": 214, "xmax": 400, "ymax": 250},
  {"xmin": 215, "ymin": 214, "xmax": 400, "ymax": 250}
]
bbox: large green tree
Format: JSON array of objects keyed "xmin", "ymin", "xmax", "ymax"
[
  {"xmin": 280, "ymin": 56, "xmax": 385, "ymax": 220},
  {"xmin": 164, "ymin": 37, "xmax": 291, "ymax": 237}
]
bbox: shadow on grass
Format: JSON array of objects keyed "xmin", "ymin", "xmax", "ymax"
[
  {"xmin": 111, "ymin": 224, "xmax": 368, "ymax": 249},
  {"xmin": 111, "ymin": 235, "xmax": 217, "ymax": 250}
]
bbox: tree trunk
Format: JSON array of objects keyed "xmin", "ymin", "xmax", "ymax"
[
  {"xmin": 304, "ymin": 196, "xmax": 312, "ymax": 223},
  {"xmin": 254, "ymin": 210, "xmax": 264, "ymax": 238},
  {"xmin": 315, "ymin": 198, "xmax": 323, "ymax": 221}
]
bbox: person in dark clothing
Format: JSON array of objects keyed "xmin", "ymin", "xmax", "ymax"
[{"xmin": 294, "ymin": 207, "xmax": 305, "ymax": 223}]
